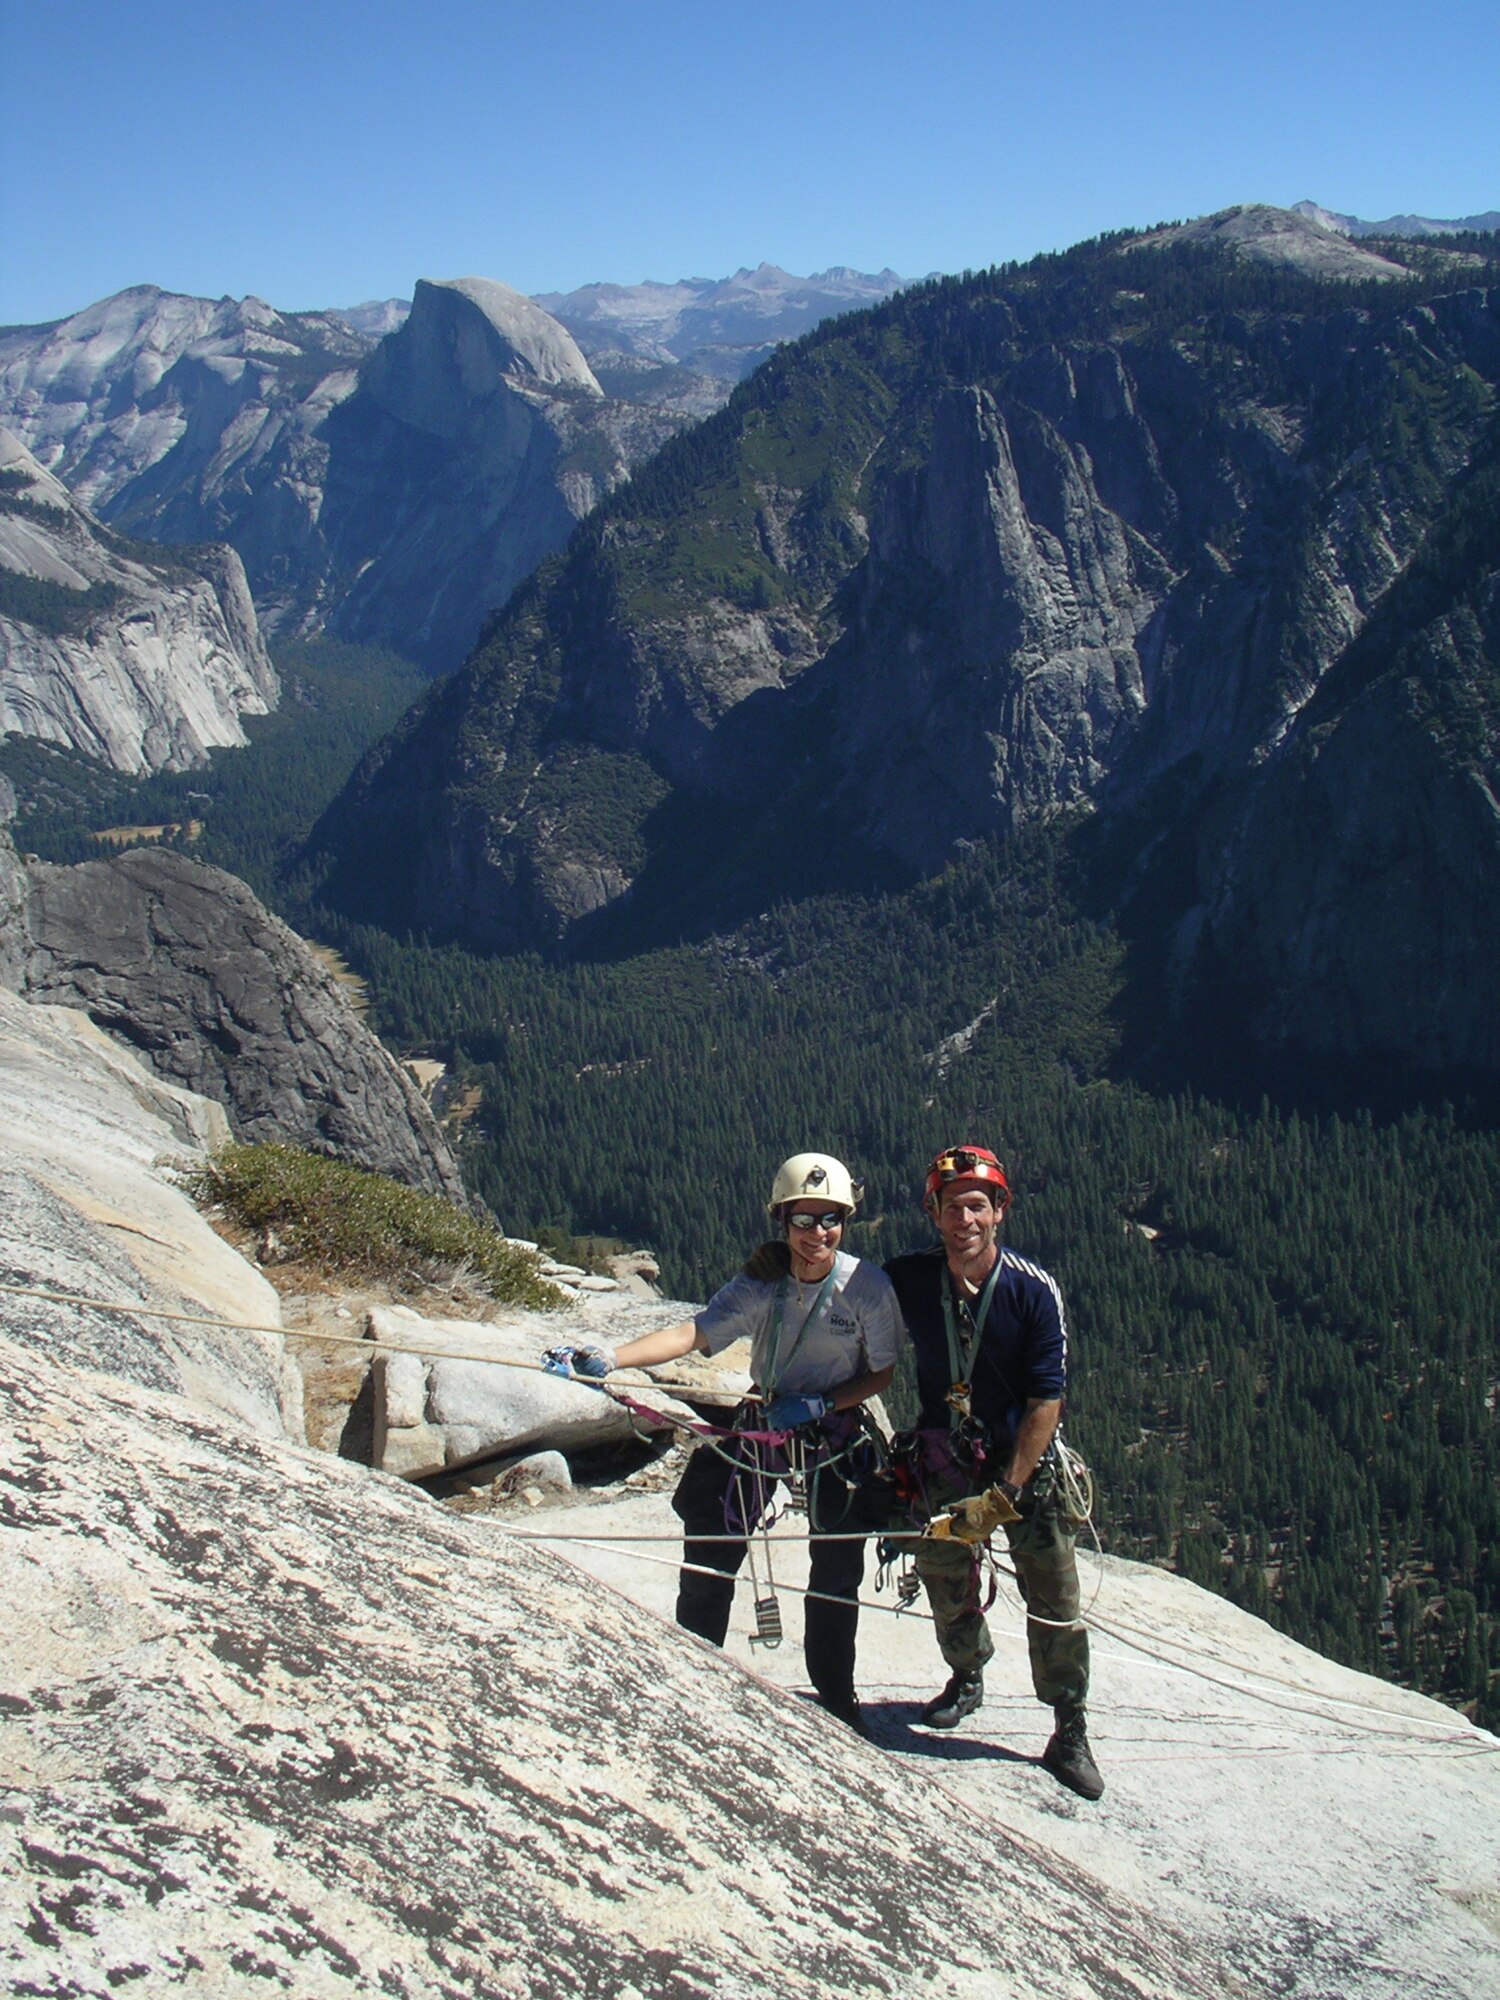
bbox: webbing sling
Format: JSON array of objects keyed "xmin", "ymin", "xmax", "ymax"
[
  {"xmin": 939, "ymin": 1255, "xmax": 1004, "ymax": 1423},
  {"xmin": 762, "ymin": 1263, "xmax": 839, "ymax": 1393}
]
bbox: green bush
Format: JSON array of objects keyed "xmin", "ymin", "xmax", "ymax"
[{"xmin": 187, "ymin": 1142, "xmax": 561, "ymax": 1308}]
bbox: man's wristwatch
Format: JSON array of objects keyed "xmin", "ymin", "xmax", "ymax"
[{"xmin": 997, "ymin": 1479, "xmax": 1024, "ymax": 1506}]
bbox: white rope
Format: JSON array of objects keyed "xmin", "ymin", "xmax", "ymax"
[
  {"xmin": 548, "ymin": 1534, "xmax": 937, "ymax": 1623},
  {"xmin": 1084, "ymin": 1606, "xmax": 1494, "ymax": 1745},
  {"xmin": 516, "ymin": 1525, "xmax": 1494, "ymax": 1751},
  {"xmin": 0, "ymin": 1276, "xmax": 747, "ymax": 1405},
  {"xmin": 502, "ymin": 1529, "xmax": 924, "ymax": 1543}
]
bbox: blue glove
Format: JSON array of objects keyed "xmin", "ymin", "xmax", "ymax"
[
  {"xmin": 766, "ymin": 1393, "xmax": 831, "ymax": 1429},
  {"xmin": 540, "ymin": 1344, "xmax": 613, "ymax": 1379}
]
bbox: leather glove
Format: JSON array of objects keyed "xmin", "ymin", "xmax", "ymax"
[
  {"xmin": 926, "ymin": 1483, "xmax": 1022, "ymax": 1543},
  {"xmin": 540, "ymin": 1343, "xmax": 615, "ymax": 1380},
  {"xmin": 765, "ymin": 1392, "xmax": 830, "ymax": 1429},
  {"xmin": 742, "ymin": 1239, "xmax": 792, "ymax": 1282}
]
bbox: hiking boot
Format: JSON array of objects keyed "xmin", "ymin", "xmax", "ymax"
[
  {"xmin": 1041, "ymin": 1707, "xmax": 1104, "ymax": 1799},
  {"xmin": 920, "ymin": 1670, "xmax": 984, "ymax": 1729},
  {"xmin": 814, "ymin": 1692, "xmax": 871, "ymax": 1739}
]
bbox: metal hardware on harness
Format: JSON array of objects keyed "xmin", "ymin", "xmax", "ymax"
[
  {"xmin": 741, "ymin": 1448, "xmax": 784, "ymax": 1648},
  {"xmin": 784, "ymin": 1434, "xmax": 810, "ymax": 1514},
  {"xmin": 750, "ymin": 1596, "xmax": 784, "ymax": 1648},
  {"xmin": 874, "ymin": 1534, "xmax": 925, "ymax": 1614},
  {"xmin": 946, "ymin": 1381, "xmax": 972, "ymax": 1418}
]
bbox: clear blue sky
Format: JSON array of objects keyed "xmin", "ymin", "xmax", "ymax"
[{"xmin": 3, "ymin": 0, "xmax": 1496, "ymax": 326}]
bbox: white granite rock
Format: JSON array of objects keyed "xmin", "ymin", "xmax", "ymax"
[
  {"xmin": 498, "ymin": 1448, "xmax": 572, "ymax": 1495},
  {"xmin": 374, "ymin": 1347, "xmax": 427, "ymax": 1427},
  {"xmin": 365, "ymin": 1303, "xmax": 706, "ymax": 1475},
  {"xmin": 0, "ymin": 985, "xmax": 296, "ymax": 1437},
  {"xmin": 0, "ymin": 1331, "xmax": 1231, "ymax": 2000},
  {"xmin": 537, "ymin": 1487, "xmax": 1500, "ymax": 2000},
  {"xmin": 0, "ymin": 427, "xmax": 277, "ymax": 775}
]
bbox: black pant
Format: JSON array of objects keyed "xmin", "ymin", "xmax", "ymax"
[{"xmin": 671, "ymin": 1435, "xmax": 867, "ymax": 1702}]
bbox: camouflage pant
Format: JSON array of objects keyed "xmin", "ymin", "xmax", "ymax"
[{"xmin": 913, "ymin": 1464, "xmax": 1090, "ymax": 1711}]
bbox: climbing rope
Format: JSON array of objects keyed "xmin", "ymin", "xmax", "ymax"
[
  {"xmin": 6, "ymin": 1276, "xmax": 1494, "ymax": 1751},
  {"xmin": 0, "ymin": 1276, "xmax": 749, "ymax": 1404}
]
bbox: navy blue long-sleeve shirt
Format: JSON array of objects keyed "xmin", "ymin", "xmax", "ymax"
[{"xmin": 884, "ymin": 1243, "xmax": 1070, "ymax": 1452}]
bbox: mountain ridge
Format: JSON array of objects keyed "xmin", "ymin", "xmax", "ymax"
[
  {"xmin": 307, "ymin": 222, "xmax": 1500, "ymax": 1090},
  {"xmin": 1293, "ymin": 198, "xmax": 1500, "ymax": 238},
  {"xmin": 0, "ymin": 280, "xmax": 687, "ymax": 669},
  {"xmin": 0, "ymin": 264, "xmax": 914, "ymax": 669}
]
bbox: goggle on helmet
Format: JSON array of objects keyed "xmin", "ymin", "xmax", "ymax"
[{"xmin": 923, "ymin": 1144, "xmax": 1012, "ymax": 1214}]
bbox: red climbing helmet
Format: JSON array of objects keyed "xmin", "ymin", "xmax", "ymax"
[{"xmin": 923, "ymin": 1143, "xmax": 1012, "ymax": 1215}]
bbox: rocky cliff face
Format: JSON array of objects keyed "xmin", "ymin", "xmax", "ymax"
[
  {"xmin": 0, "ymin": 982, "xmax": 298, "ymax": 1436},
  {"xmin": 0, "ymin": 282, "xmax": 704, "ymax": 669},
  {"xmin": 1189, "ymin": 421, "xmax": 1500, "ymax": 1080},
  {"xmin": 2, "ymin": 828, "xmax": 468, "ymax": 1203},
  {"xmin": 309, "ymin": 276, "xmax": 657, "ymax": 667},
  {"xmin": 310, "ymin": 222, "xmax": 1500, "ymax": 1082},
  {"xmin": 0, "ymin": 428, "xmax": 277, "ymax": 774}
]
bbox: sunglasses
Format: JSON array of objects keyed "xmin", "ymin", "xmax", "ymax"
[{"xmin": 786, "ymin": 1210, "xmax": 846, "ymax": 1232}]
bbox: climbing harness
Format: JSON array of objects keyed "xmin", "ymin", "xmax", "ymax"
[{"xmin": 700, "ymin": 1258, "xmax": 874, "ymax": 1644}]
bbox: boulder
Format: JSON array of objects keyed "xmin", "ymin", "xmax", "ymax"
[
  {"xmin": 497, "ymin": 1448, "xmax": 572, "ymax": 1497},
  {"xmin": 366, "ymin": 1302, "xmax": 711, "ymax": 1476},
  {"xmin": 13, "ymin": 842, "xmax": 469, "ymax": 1203},
  {"xmin": 607, "ymin": 1249, "xmax": 663, "ymax": 1298}
]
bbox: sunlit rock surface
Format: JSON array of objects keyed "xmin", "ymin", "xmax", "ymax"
[
  {"xmin": 0, "ymin": 428, "xmax": 276, "ymax": 775},
  {"xmin": 1, "ymin": 1331, "xmax": 1237, "ymax": 2000},
  {"xmin": 0, "ymin": 984, "xmax": 295, "ymax": 1436},
  {"xmin": 1135, "ymin": 204, "xmax": 1412, "ymax": 281},
  {"xmin": 366, "ymin": 1298, "xmax": 745, "ymax": 1476},
  {"xmin": 536, "ymin": 1487, "xmax": 1500, "ymax": 2000},
  {"xmin": 0, "ymin": 284, "xmax": 691, "ymax": 669}
]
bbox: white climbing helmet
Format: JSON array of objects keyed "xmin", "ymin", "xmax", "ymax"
[{"xmin": 767, "ymin": 1152, "xmax": 864, "ymax": 1216}]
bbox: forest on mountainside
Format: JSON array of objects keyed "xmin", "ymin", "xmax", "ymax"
[
  {"xmin": 0, "ymin": 639, "xmax": 427, "ymax": 897},
  {"xmin": 306, "ymin": 832, "xmax": 1500, "ymax": 1733}
]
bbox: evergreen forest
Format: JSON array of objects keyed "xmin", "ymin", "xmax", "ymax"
[{"xmin": 308, "ymin": 838, "xmax": 1500, "ymax": 1733}]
